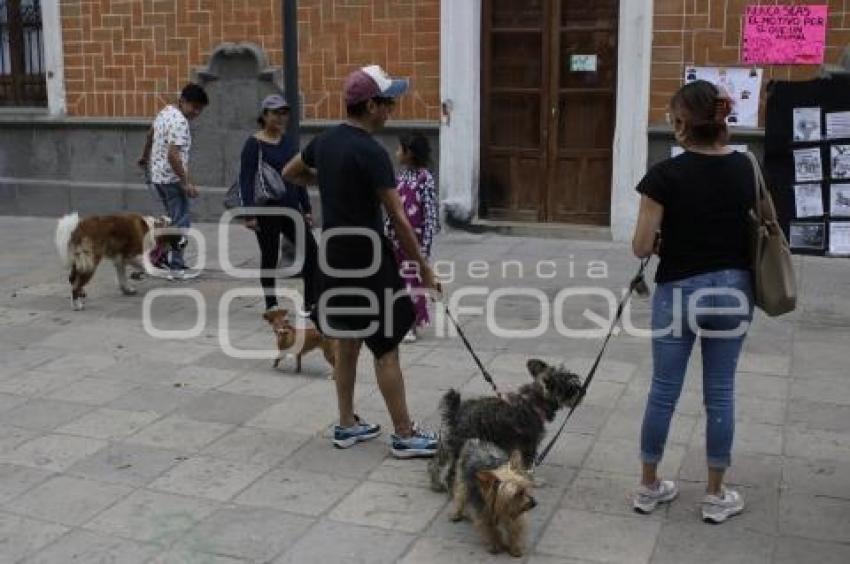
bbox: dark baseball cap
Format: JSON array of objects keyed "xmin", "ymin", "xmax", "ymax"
[{"xmin": 343, "ymin": 65, "xmax": 409, "ymax": 106}]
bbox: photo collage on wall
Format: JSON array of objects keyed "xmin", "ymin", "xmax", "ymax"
[{"xmin": 789, "ymin": 105, "xmax": 850, "ymax": 256}]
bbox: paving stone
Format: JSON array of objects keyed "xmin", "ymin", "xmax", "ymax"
[
  {"xmin": 0, "ymin": 392, "xmax": 28, "ymax": 414},
  {"xmin": 782, "ymin": 456, "xmax": 850, "ymax": 497},
  {"xmin": 0, "ymin": 370, "xmax": 85, "ymax": 397},
  {"xmin": 5, "ymin": 474, "xmax": 132, "ymax": 526},
  {"xmin": 561, "ymin": 356, "xmax": 638, "ymax": 384},
  {"xmin": 171, "ymin": 391, "xmax": 278, "ymax": 425},
  {"xmin": 0, "ymin": 426, "xmax": 40, "ymax": 454},
  {"xmin": 736, "ymin": 351, "xmax": 791, "ymax": 375},
  {"xmin": 37, "ymin": 353, "xmax": 118, "ymax": 376},
  {"xmin": 174, "ymin": 505, "xmax": 313, "ymax": 562},
  {"xmin": 56, "ymin": 408, "xmax": 160, "ymax": 440},
  {"xmin": 234, "ymin": 468, "xmax": 358, "ymax": 517},
  {"xmin": 736, "ymin": 372, "xmax": 789, "ymax": 400},
  {"xmin": 784, "ymin": 426, "xmax": 850, "ymax": 463},
  {"xmin": 0, "ymin": 463, "xmax": 53, "ymax": 504},
  {"xmin": 200, "ymin": 427, "xmax": 309, "ymax": 468},
  {"xmin": 367, "ymin": 456, "xmax": 434, "ymax": 489},
  {"xmin": 526, "ymin": 556, "xmax": 598, "ymax": 564},
  {"xmin": 273, "ymin": 519, "xmax": 413, "ymax": 564},
  {"xmin": 787, "ymin": 400, "xmax": 850, "ymax": 433},
  {"xmin": 790, "ymin": 377, "xmax": 850, "ymax": 406},
  {"xmin": 244, "ymin": 381, "xmax": 339, "ymax": 434},
  {"xmin": 42, "ymin": 376, "xmax": 140, "ymax": 406},
  {"xmin": 650, "ymin": 521, "xmax": 774, "ymax": 564},
  {"xmin": 107, "ymin": 384, "xmax": 204, "ymax": 414},
  {"xmin": 0, "ymin": 399, "xmax": 94, "ymax": 431},
  {"xmin": 536, "ymin": 432, "xmax": 595, "ymax": 468},
  {"xmin": 0, "ymin": 511, "xmax": 69, "ymax": 562},
  {"xmin": 125, "ymin": 416, "xmax": 233, "ymax": 452},
  {"xmin": 146, "ymin": 549, "xmax": 248, "ymax": 563},
  {"xmin": 168, "ymin": 365, "xmax": 241, "ymax": 390},
  {"xmin": 560, "ymin": 469, "xmax": 659, "ymax": 520},
  {"xmin": 67, "ymin": 442, "xmax": 184, "ymax": 487},
  {"xmin": 282, "ymin": 436, "xmax": 388, "ymax": 479},
  {"xmin": 400, "ymin": 536, "xmax": 522, "ymax": 563},
  {"xmin": 330, "ymin": 481, "xmax": 445, "ymax": 533},
  {"xmin": 217, "ymin": 372, "xmax": 311, "ymax": 398},
  {"xmin": 84, "ymin": 489, "xmax": 219, "ymax": 545},
  {"xmin": 677, "ymin": 448, "xmax": 782, "ymax": 488},
  {"xmin": 536, "ymin": 508, "xmax": 660, "ymax": 564},
  {"xmin": 0, "ymin": 434, "xmax": 108, "ymax": 472},
  {"xmin": 583, "ymin": 437, "xmax": 685, "ymax": 478},
  {"xmin": 23, "ymin": 529, "xmax": 160, "ymax": 564},
  {"xmin": 149, "ymin": 456, "xmax": 269, "ymax": 502},
  {"xmin": 773, "ymin": 537, "xmax": 850, "ymax": 564},
  {"xmin": 666, "ymin": 482, "xmax": 779, "ymax": 535},
  {"xmin": 778, "ymin": 490, "xmax": 850, "ymax": 543},
  {"xmin": 734, "ymin": 395, "xmax": 786, "ymax": 425}
]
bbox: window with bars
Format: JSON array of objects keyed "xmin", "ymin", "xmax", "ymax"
[{"xmin": 0, "ymin": 0, "xmax": 46, "ymax": 107}]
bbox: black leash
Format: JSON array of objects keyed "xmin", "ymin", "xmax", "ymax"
[
  {"xmin": 534, "ymin": 257, "xmax": 651, "ymax": 467},
  {"xmin": 442, "ymin": 304, "xmax": 504, "ymax": 399}
]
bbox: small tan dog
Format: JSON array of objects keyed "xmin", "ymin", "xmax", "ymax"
[
  {"xmin": 449, "ymin": 439, "xmax": 536, "ymax": 557},
  {"xmin": 262, "ymin": 308, "xmax": 336, "ymax": 374}
]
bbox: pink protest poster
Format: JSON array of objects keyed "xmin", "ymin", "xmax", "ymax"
[{"xmin": 742, "ymin": 5, "xmax": 828, "ymax": 65}]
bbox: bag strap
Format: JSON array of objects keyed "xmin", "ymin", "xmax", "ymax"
[
  {"xmin": 744, "ymin": 151, "xmax": 765, "ymax": 223},
  {"xmin": 744, "ymin": 151, "xmax": 780, "ymax": 224}
]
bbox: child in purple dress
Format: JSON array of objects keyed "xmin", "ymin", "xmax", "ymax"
[{"xmin": 385, "ymin": 133, "xmax": 440, "ymax": 342}]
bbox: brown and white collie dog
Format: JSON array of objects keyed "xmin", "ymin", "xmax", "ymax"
[{"xmin": 55, "ymin": 212, "xmax": 170, "ymax": 310}]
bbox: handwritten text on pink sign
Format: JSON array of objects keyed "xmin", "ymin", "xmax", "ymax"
[{"xmin": 742, "ymin": 5, "xmax": 827, "ymax": 65}]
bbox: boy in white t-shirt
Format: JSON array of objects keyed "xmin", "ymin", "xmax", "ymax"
[{"xmin": 138, "ymin": 83, "xmax": 209, "ymax": 277}]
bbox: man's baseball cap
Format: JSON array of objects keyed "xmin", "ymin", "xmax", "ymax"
[
  {"xmin": 261, "ymin": 94, "xmax": 290, "ymax": 110},
  {"xmin": 344, "ymin": 65, "xmax": 409, "ymax": 106}
]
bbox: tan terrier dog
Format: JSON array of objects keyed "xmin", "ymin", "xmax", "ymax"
[
  {"xmin": 262, "ymin": 308, "xmax": 336, "ymax": 375},
  {"xmin": 449, "ymin": 439, "xmax": 537, "ymax": 557}
]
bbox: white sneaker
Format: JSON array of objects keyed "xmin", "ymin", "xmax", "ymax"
[
  {"xmin": 633, "ymin": 480, "xmax": 678, "ymax": 514},
  {"xmin": 402, "ymin": 330, "xmax": 417, "ymax": 343},
  {"xmin": 702, "ymin": 486, "xmax": 744, "ymax": 524}
]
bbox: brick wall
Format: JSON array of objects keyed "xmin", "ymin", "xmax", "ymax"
[
  {"xmin": 651, "ymin": 0, "xmax": 850, "ymax": 125},
  {"xmin": 59, "ymin": 0, "xmax": 439, "ymax": 120}
]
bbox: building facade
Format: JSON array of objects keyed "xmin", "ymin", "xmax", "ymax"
[{"xmin": 1, "ymin": 1, "xmax": 849, "ymax": 239}]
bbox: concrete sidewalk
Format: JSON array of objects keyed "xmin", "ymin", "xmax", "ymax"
[{"xmin": 0, "ymin": 216, "xmax": 848, "ymax": 563}]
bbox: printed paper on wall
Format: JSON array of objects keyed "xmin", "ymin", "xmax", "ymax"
[
  {"xmin": 794, "ymin": 184, "xmax": 824, "ymax": 218},
  {"xmin": 829, "ymin": 222, "xmax": 850, "ymax": 255},
  {"xmin": 790, "ymin": 222, "xmax": 826, "ymax": 250},
  {"xmin": 830, "ymin": 184, "xmax": 850, "ymax": 217},
  {"xmin": 793, "ymin": 107, "xmax": 822, "ymax": 142},
  {"xmin": 684, "ymin": 67, "xmax": 762, "ymax": 128},
  {"xmin": 831, "ymin": 145, "xmax": 850, "ymax": 179},
  {"xmin": 794, "ymin": 147, "xmax": 823, "ymax": 182}
]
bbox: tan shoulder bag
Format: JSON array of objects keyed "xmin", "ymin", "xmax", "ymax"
[{"xmin": 744, "ymin": 152, "xmax": 797, "ymax": 316}]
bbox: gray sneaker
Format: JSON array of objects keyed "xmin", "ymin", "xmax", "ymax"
[
  {"xmin": 633, "ymin": 479, "xmax": 678, "ymax": 514},
  {"xmin": 702, "ymin": 486, "xmax": 744, "ymax": 524}
]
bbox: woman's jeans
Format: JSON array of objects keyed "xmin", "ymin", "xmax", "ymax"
[
  {"xmin": 640, "ymin": 269, "xmax": 754, "ymax": 470},
  {"xmin": 255, "ymin": 213, "xmax": 318, "ymax": 311}
]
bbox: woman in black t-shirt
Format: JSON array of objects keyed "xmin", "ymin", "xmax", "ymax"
[{"xmin": 631, "ymin": 81, "xmax": 755, "ymax": 524}]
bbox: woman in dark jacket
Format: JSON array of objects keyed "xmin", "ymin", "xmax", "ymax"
[{"xmin": 240, "ymin": 94, "xmax": 318, "ymax": 312}]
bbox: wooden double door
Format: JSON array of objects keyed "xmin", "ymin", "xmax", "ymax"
[{"xmin": 480, "ymin": 0, "xmax": 619, "ymax": 225}]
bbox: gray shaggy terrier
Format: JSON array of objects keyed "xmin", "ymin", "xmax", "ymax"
[{"xmin": 429, "ymin": 358, "xmax": 583, "ymax": 492}]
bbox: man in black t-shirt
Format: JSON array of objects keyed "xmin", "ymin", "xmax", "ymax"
[{"xmin": 283, "ymin": 65, "xmax": 440, "ymax": 458}]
